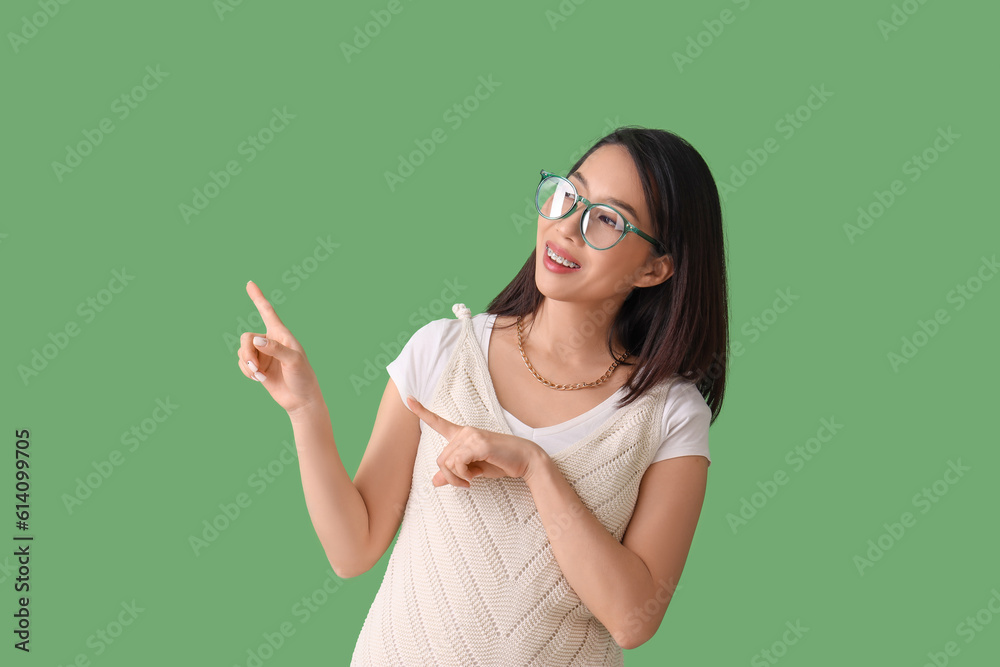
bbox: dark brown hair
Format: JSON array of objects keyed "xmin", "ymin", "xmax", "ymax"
[{"xmin": 484, "ymin": 126, "xmax": 729, "ymax": 424}]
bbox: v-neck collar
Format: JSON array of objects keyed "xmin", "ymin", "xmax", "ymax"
[
  {"xmin": 483, "ymin": 313, "xmax": 625, "ymax": 435},
  {"xmin": 468, "ymin": 312, "xmax": 633, "ymax": 462}
]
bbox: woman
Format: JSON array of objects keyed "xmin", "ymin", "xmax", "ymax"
[{"xmin": 237, "ymin": 126, "xmax": 729, "ymax": 665}]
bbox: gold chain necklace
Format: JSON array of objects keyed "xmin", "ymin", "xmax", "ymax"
[{"xmin": 516, "ymin": 315, "xmax": 629, "ymax": 391}]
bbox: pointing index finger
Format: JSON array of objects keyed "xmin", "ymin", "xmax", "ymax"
[
  {"xmin": 246, "ymin": 280, "xmax": 286, "ymax": 332},
  {"xmin": 407, "ymin": 396, "xmax": 457, "ymax": 439}
]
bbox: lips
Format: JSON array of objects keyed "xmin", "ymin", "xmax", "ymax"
[{"xmin": 546, "ymin": 241, "xmax": 581, "ymax": 267}]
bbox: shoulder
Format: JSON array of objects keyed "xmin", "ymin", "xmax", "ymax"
[
  {"xmin": 407, "ymin": 316, "xmax": 460, "ymax": 353},
  {"xmin": 660, "ymin": 377, "xmax": 712, "ymax": 437},
  {"xmin": 646, "ymin": 376, "xmax": 712, "ymax": 466},
  {"xmin": 407, "ymin": 311, "xmax": 491, "ymax": 353},
  {"xmin": 662, "ymin": 376, "xmax": 709, "ymax": 412}
]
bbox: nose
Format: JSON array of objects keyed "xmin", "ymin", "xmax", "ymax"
[{"xmin": 553, "ymin": 203, "xmax": 585, "ymax": 241}]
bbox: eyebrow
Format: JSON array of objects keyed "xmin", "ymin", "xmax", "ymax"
[{"xmin": 568, "ymin": 171, "xmax": 642, "ymax": 224}]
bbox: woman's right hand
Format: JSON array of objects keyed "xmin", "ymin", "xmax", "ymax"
[{"xmin": 237, "ymin": 280, "xmax": 324, "ymax": 417}]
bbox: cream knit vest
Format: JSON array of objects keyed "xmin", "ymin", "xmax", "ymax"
[{"xmin": 351, "ymin": 304, "xmax": 675, "ymax": 666}]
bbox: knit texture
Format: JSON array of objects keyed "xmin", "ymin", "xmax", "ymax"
[{"xmin": 351, "ymin": 304, "xmax": 675, "ymax": 666}]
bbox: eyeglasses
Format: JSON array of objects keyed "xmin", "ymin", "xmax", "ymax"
[{"xmin": 535, "ymin": 169, "xmax": 666, "ymax": 254}]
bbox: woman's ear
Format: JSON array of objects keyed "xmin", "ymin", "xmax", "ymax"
[
  {"xmin": 637, "ymin": 253, "xmax": 673, "ymax": 288},
  {"xmin": 659, "ymin": 253, "xmax": 674, "ymax": 282}
]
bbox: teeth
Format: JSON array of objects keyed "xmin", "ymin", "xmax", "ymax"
[{"xmin": 546, "ymin": 246, "xmax": 580, "ymax": 268}]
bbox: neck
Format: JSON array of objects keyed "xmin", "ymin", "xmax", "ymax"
[{"xmin": 522, "ymin": 297, "xmax": 630, "ymax": 371}]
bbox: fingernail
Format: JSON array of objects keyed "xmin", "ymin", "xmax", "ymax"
[
  {"xmin": 253, "ymin": 336, "xmax": 267, "ymax": 347},
  {"xmin": 254, "ymin": 371, "xmax": 267, "ymax": 381},
  {"xmin": 246, "ymin": 359, "xmax": 258, "ymax": 373}
]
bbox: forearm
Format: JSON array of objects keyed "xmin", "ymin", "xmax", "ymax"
[
  {"xmin": 288, "ymin": 400, "xmax": 371, "ymax": 577},
  {"xmin": 523, "ymin": 450, "xmax": 654, "ymax": 648}
]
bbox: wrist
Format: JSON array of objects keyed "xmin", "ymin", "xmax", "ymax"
[
  {"xmin": 523, "ymin": 444, "xmax": 554, "ymax": 487},
  {"xmin": 288, "ymin": 397, "xmax": 328, "ymax": 425}
]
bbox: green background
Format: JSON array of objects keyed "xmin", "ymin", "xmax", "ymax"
[{"xmin": 4, "ymin": 0, "xmax": 998, "ymax": 664}]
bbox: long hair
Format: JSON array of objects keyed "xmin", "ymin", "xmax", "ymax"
[{"xmin": 484, "ymin": 126, "xmax": 729, "ymax": 424}]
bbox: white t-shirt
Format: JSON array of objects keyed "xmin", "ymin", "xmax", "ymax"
[{"xmin": 386, "ymin": 312, "xmax": 711, "ymax": 467}]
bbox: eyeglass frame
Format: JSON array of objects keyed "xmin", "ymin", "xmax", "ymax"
[{"xmin": 535, "ymin": 169, "xmax": 667, "ymax": 255}]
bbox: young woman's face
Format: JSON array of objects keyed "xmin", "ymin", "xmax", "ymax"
[{"xmin": 535, "ymin": 143, "xmax": 671, "ymax": 304}]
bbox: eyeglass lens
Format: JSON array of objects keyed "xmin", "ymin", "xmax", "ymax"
[{"xmin": 536, "ymin": 175, "xmax": 626, "ymax": 249}]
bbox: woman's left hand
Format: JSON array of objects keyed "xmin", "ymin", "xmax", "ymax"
[{"xmin": 406, "ymin": 396, "xmax": 544, "ymax": 488}]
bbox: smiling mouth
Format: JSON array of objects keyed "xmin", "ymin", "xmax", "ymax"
[{"xmin": 545, "ymin": 244, "xmax": 581, "ymax": 268}]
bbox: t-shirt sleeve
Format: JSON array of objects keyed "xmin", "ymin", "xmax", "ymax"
[
  {"xmin": 384, "ymin": 318, "xmax": 458, "ymax": 409},
  {"xmin": 649, "ymin": 381, "xmax": 712, "ymax": 467}
]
